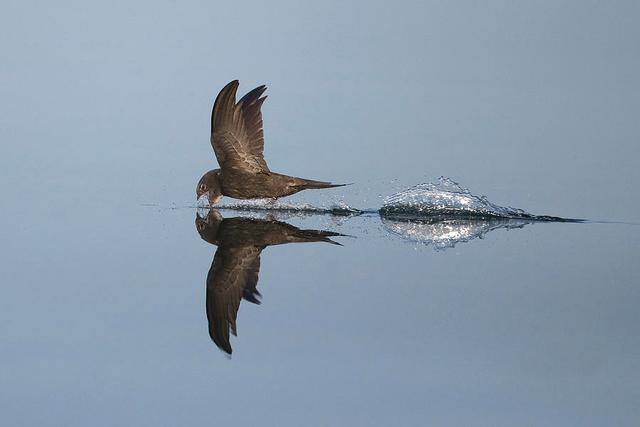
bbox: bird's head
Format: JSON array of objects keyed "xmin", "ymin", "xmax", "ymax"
[
  {"xmin": 196, "ymin": 169, "xmax": 223, "ymax": 205},
  {"xmin": 195, "ymin": 209, "xmax": 223, "ymax": 244}
]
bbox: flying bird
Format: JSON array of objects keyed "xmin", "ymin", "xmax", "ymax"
[
  {"xmin": 196, "ymin": 80, "xmax": 345, "ymax": 205},
  {"xmin": 196, "ymin": 209, "xmax": 343, "ymax": 354}
]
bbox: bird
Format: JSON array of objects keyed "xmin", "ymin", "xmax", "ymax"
[
  {"xmin": 196, "ymin": 80, "xmax": 345, "ymax": 205},
  {"xmin": 196, "ymin": 209, "xmax": 343, "ymax": 354}
]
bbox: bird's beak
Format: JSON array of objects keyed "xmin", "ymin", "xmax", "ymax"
[{"xmin": 196, "ymin": 192, "xmax": 211, "ymax": 207}]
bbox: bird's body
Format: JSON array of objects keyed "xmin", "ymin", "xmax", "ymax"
[
  {"xmin": 201, "ymin": 168, "xmax": 340, "ymax": 202},
  {"xmin": 197, "ymin": 80, "xmax": 344, "ymax": 204}
]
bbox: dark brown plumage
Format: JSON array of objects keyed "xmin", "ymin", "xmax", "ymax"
[
  {"xmin": 196, "ymin": 209, "xmax": 343, "ymax": 354},
  {"xmin": 196, "ymin": 80, "xmax": 345, "ymax": 205}
]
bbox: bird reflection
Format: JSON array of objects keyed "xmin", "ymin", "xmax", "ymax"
[
  {"xmin": 196, "ymin": 209, "xmax": 343, "ymax": 354},
  {"xmin": 381, "ymin": 216, "xmax": 535, "ymax": 250}
]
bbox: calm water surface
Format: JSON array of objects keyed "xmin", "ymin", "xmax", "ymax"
[{"xmin": 1, "ymin": 199, "xmax": 638, "ymax": 426}]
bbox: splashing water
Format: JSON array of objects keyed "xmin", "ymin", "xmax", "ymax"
[
  {"xmin": 215, "ymin": 199, "xmax": 363, "ymax": 217},
  {"xmin": 380, "ymin": 177, "xmax": 538, "ymax": 220}
]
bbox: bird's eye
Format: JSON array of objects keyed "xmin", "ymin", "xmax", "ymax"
[{"xmin": 199, "ymin": 183, "xmax": 207, "ymax": 192}]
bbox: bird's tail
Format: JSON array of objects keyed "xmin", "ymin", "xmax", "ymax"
[{"xmin": 291, "ymin": 178, "xmax": 348, "ymax": 190}]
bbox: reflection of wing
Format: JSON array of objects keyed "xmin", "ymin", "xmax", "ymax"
[
  {"xmin": 206, "ymin": 245, "xmax": 263, "ymax": 354},
  {"xmin": 210, "ymin": 80, "xmax": 270, "ymax": 174}
]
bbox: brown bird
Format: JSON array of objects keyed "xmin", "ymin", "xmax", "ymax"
[
  {"xmin": 196, "ymin": 209, "xmax": 343, "ymax": 354},
  {"xmin": 196, "ymin": 80, "xmax": 345, "ymax": 205}
]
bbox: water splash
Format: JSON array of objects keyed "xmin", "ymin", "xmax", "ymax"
[
  {"xmin": 380, "ymin": 177, "xmax": 557, "ymax": 220},
  {"xmin": 215, "ymin": 199, "xmax": 363, "ymax": 217}
]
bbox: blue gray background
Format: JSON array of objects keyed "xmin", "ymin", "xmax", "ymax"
[{"xmin": 1, "ymin": 1, "xmax": 639, "ymax": 426}]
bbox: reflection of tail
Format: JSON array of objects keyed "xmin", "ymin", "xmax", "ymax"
[
  {"xmin": 297, "ymin": 229, "xmax": 345, "ymax": 246},
  {"xmin": 292, "ymin": 177, "xmax": 347, "ymax": 190}
]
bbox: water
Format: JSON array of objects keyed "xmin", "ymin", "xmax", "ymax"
[
  {"xmin": 2, "ymin": 1, "xmax": 640, "ymax": 425},
  {"xmin": 379, "ymin": 177, "xmax": 580, "ymax": 221},
  {"xmin": 2, "ymin": 185, "xmax": 640, "ymax": 426},
  {"xmin": 9, "ymin": 182, "xmax": 640, "ymax": 426}
]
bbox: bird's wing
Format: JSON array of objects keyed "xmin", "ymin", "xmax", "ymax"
[
  {"xmin": 205, "ymin": 245, "xmax": 262, "ymax": 354},
  {"xmin": 210, "ymin": 80, "xmax": 270, "ymax": 174}
]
